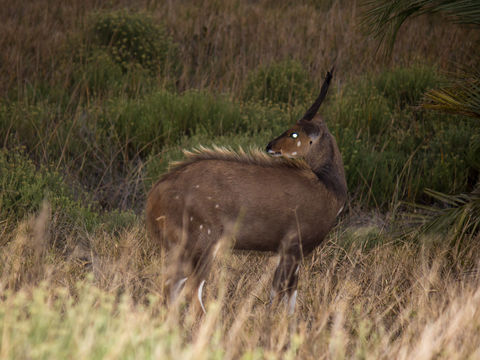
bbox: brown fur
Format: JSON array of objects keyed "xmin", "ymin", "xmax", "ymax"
[{"xmin": 146, "ymin": 69, "xmax": 346, "ymax": 312}]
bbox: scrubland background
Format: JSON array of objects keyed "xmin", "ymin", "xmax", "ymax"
[{"xmin": 0, "ymin": 0, "xmax": 479, "ymax": 358}]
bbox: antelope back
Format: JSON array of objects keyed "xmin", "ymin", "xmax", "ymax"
[{"xmin": 146, "ymin": 67, "xmax": 345, "ymax": 254}]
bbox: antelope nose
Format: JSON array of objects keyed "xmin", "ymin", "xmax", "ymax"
[{"xmin": 266, "ymin": 142, "xmax": 272, "ymax": 153}]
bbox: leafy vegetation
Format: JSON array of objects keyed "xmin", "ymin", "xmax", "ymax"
[
  {"xmin": 362, "ymin": 0, "xmax": 480, "ymax": 242},
  {"xmin": 0, "ymin": 149, "xmax": 98, "ymax": 231},
  {"xmin": 88, "ymin": 10, "xmax": 177, "ymax": 74},
  {"xmin": 362, "ymin": 0, "xmax": 480, "ymax": 54},
  {"xmin": 243, "ymin": 60, "xmax": 314, "ymax": 105}
]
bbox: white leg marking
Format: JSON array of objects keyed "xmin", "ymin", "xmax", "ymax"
[
  {"xmin": 171, "ymin": 277, "xmax": 188, "ymax": 301},
  {"xmin": 197, "ymin": 280, "xmax": 207, "ymax": 314},
  {"xmin": 288, "ymin": 290, "xmax": 298, "ymax": 315},
  {"xmin": 269, "ymin": 288, "xmax": 278, "ymax": 304},
  {"xmin": 295, "ymin": 265, "xmax": 300, "ymax": 275},
  {"xmin": 336, "ymin": 206, "xmax": 344, "ymax": 217}
]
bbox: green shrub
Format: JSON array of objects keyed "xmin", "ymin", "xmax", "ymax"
[
  {"xmin": 62, "ymin": 10, "xmax": 180, "ymax": 99},
  {"xmin": 243, "ymin": 60, "xmax": 313, "ymax": 105},
  {"xmin": 329, "ymin": 80, "xmax": 392, "ymax": 140},
  {"xmin": 74, "ymin": 50, "xmax": 124, "ymax": 95},
  {"xmin": 0, "ymin": 149, "xmax": 98, "ymax": 230},
  {"xmin": 100, "ymin": 90, "xmax": 290, "ymax": 158},
  {"xmin": 89, "ymin": 10, "xmax": 178, "ymax": 75},
  {"xmin": 373, "ymin": 65, "xmax": 442, "ymax": 109},
  {"xmin": 325, "ymin": 65, "xmax": 478, "ymax": 207},
  {"xmin": 0, "ymin": 101, "xmax": 62, "ymax": 158}
]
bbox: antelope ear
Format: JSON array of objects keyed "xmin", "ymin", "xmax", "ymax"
[
  {"xmin": 301, "ymin": 66, "xmax": 334, "ymax": 121},
  {"xmin": 297, "ymin": 118, "xmax": 322, "ymax": 138}
]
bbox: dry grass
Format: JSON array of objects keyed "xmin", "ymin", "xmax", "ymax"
[
  {"xmin": 1, "ymin": 206, "xmax": 480, "ymax": 359},
  {"xmin": 1, "ymin": 0, "xmax": 479, "ymax": 96}
]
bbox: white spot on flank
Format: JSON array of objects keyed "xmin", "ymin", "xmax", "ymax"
[
  {"xmin": 175, "ymin": 195, "xmax": 179, "ymax": 199},
  {"xmin": 199, "ymin": 224, "xmax": 203, "ymax": 230},
  {"xmin": 207, "ymin": 196, "xmax": 212, "ymax": 200},
  {"xmin": 190, "ymin": 216, "xmax": 194, "ymax": 221},
  {"xmin": 195, "ymin": 184, "xmax": 200, "ymax": 189},
  {"xmin": 288, "ymin": 290, "xmax": 298, "ymax": 314},
  {"xmin": 207, "ymin": 228, "xmax": 211, "ymax": 235},
  {"xmin": 297, "ymin": 141, "xmax": 302, "ymax": 147},
  {"xmin": 215, "ymin": 204, "xmax": 220, "ymax": 208},
  {"xmin": 270, "ymin": 288, "xmax": 278, "ymax": 302},
  {"xmin": 291, "ymin": 152, "xmax": 297, "ymax": 156}
]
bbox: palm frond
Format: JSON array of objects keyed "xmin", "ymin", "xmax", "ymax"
[
  {"xmin": 362, "ymin": 0, "xmax": 480, "ymax": 54},
  {"xmin": 423, "ymin": 69, "xmax": 480, "ymax": 118},
  {"xmin": 406, "ymin": 185, "xmax": 480, "ymax": 243}
]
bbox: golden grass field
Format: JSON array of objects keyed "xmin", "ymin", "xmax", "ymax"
[{"xmin": 2, "ymin": 204, "xmax": 480, "ymax": 359}]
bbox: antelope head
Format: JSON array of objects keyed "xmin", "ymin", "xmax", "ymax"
[{"xmin": 266, "ymin": 67, "xmax": 334, "ymax": 159}]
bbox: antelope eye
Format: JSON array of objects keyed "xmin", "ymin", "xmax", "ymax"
[{"xmin": 290, "ymin": 132, "xmax": 298, "ymax": 139}]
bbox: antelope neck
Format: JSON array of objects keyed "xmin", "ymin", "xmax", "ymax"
[
  {"xmin": 307, "ymin": 137, "xmax": 347, "ymax": 201},
  {"xmin": 312, "ymin": 163, "xmax": 347, "ymax": 201}
]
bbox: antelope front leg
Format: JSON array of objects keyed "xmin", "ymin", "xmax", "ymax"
[{"xmin": 270, "ymin": 248, "xmax": 301, "ymax": 314}]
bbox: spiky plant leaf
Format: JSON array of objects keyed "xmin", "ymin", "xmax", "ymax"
[
  {"xmin": 403, "ymin": 185, "xmax": 480, "ymax": 247},
  {"xmin": 362, "ymin": 0, "xmax": 480, "ymax": 54},
  {"xmin": 423, "ymin": 67, "xmax": 480, "ymax": 119},
  {"xmin": 362, "ymin": 0, "xmax": 480, "ymax": 241}
]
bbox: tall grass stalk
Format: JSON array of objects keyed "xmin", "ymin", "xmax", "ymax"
[{"xmin": 1, "ymin": 209, "xmax": 480, "ymax": 359}]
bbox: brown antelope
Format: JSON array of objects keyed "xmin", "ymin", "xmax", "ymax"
[{"xmin": 146, "ymin": 68, "xmax": 346, "ymax": 314}]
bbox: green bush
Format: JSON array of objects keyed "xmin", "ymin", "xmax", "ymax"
[
  {"xmin": 62, "ymin": 10, "xmax": 179, "ymax": 99},
  {"xmin": 243, "ymin": 60, "xmax": 313, "ymax": 105},
  {"xmin": 74, "ymin": 50, "xmax": 124, "ymax": 95},
  {"xmin": 325, "ymin": 65, "xmax": 478, "ymax": 207},
  {"xmin": 329, "ymin": 80, "xmax": 392, "ymax": 140},
  {"xmin": 100, "ymin": 90, "xmax": 290, "ymax": 158},
  {"xmin": 89, "ymin": 10, "xmax": 178, "ymax": 75},
  {"xmin": 0, "ymin": 101, "xmax": 64, "ymax": 159},
  {"xmin": 0, "ymin": 149, "xmax": 98, "ymax": 229},
  {"xmin": 373, "ymin": 65, "xmax": 442, "ymax": 109}
]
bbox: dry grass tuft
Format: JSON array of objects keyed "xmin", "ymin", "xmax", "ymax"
[
  {"xmin": 1, "ymin": 208, "xmax": 480, "ymax": 358},
  {"xmin": 1, "ymin": 0, "xmax": 478, "ymax": 96}
]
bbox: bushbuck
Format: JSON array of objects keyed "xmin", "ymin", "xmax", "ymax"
[{"xmin": 146, "ymin": 68, "xmax": 346, "ymax": 314}]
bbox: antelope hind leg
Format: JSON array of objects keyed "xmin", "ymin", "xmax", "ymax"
[{"xmin": 270, "ymin": 250, "xmax": 300, "ymax": 314}]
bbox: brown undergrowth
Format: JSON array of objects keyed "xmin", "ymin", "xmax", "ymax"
[{"xmin": 1, "ymin": 206, "xmax": 480, "ymax": 359}]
